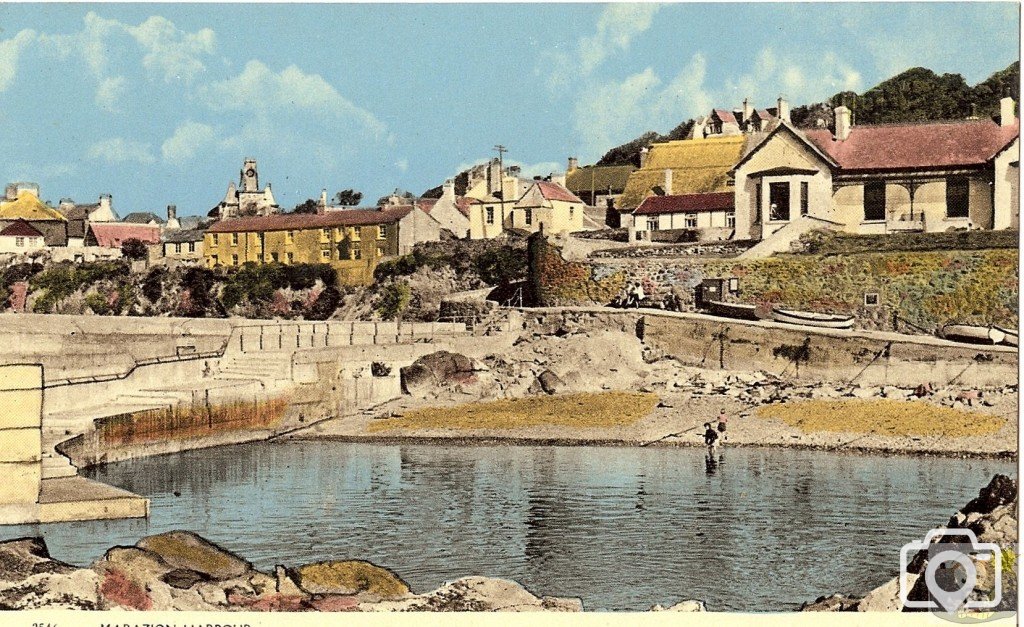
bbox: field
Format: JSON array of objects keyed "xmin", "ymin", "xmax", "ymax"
[{"xmin": 757, "ymin": 399, "xmax": 1004, "ymax": 437}]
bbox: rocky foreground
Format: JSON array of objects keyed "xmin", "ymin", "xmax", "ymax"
[
  {"xmin": 803, "ymin": 474, "xmax": 1018, "ymax": 612},
  {"xmin": 0, "ymin": 530, "xmax": 705, "ymax": 612}
]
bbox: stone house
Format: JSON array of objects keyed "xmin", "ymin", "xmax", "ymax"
[
  {"xmin": 0, "ymin": 220, "xmax": 46, "ymax": 254},
  {"xmin": 161, "ymin": 229, "xmax": 205, "ymax": 264},
  {"xmin": 426, "ymin": 180, "xmax": 472, "ymax": 239},
  {"xmin": 0, "ymin": 184, "xmax": 67, "ymax": 247},
  {"xmin": 85, "ymin": 223, "xmax": 161, "ymax": 248},
  {"xmin": 203, "ymin": 207, "xmax": 409, "ymax": 286},
  {"xmin": 630, "ymin": 192, "xmax": 735, "ymax": 242},
  {"xmin": 58, "ymin": 194, "xmax": 118, "ymax": 247},
  {"xmin": 122, "ymin": 212, "xmax": 165, "ymax": 226},
  {"xmin": 508, "ymin": 179, "xmax": 586, "ymax": 235},
  {"xmin": 731, "ymin": 97, "xmax": 1020, "ymax": 244}
]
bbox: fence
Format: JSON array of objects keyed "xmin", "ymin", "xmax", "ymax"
[{"xmin": 233, "ymin": 320, "xmax": 468, "ymax": 353}]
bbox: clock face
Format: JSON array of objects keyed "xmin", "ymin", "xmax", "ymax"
[{"xmin": 245, "ymin": 168, "xmax": 256, "ymax": 178}]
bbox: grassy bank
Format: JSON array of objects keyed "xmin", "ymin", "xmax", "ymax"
[{"xmin": 757, "ymin": 399, "xmax": 1004, "ymax": 437}]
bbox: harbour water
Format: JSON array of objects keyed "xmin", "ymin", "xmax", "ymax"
[{"xmin": 2, "ymin": 442, "xmax": 1014, "ymax": 611}]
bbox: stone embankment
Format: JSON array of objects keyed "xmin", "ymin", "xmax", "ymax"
[
  {"xmin": 0, "ymin": 531, "xmax": 702, "ymax": 612},
  {"xmin": 802, "ymin": 474, "xmax": 1018, "ymax": 612}
]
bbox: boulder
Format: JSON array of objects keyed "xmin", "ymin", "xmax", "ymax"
[
  {"xmin": 291, "ymin": 560, "xmax": 410, "ymax": 600},
  {"xmin": 402, "ymin": 576, "xmax": 551, "ymax": 612},
  {"xmin": 162, "ymin": 568, "xmax": 209, "ymax": 590},
  {"xmin": 0, "ymin": 538, "xmax": 75, "ymax": 583},
  {"xmin": 536, "ymin": 370, "xmax": 565, "ymax": 395},
  {"xmin": 651, "ymin": 599, "xmax": 706, "ymax": 611},
  {"xmin": 0, "ymin": 568, "xmax": 101, "ymax": 610},
  {"xmin": 135, "ymin": 531, "xmax": 251, "ymax": 581},
  {"xmin": 274, "ymin": 565, "xmax": 305, "ymax": 596},
  {"xmin": 400, "ymin": 351, "xmax": 478, "ymax": 397},
  {"xmin": 799, "ymin": 593, "xmax": 860, "ymax": 611}
]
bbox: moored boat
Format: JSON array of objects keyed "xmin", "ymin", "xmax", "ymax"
[
  {"xmin": 994, "ymin": 326, "xmax": 1019, "ymax": 347},
  {"xmin": 941, "ymin": 324, "xmax": 1006, "ymax": 345},
  {"xmin": 771, "ymin": 307, "xmax": 855, "ymax": 330},
  {"xmin": 704, "ymin": 300, "xmax": 760, "ymax": 321}
]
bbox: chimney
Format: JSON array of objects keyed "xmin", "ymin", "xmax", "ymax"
[
  {"xmin": 4, "ymin": 184, "xmax": 15, "ymax": 201},
  {"xmin": 567, "ymin": 157, "xmax": 579, "ymax": 173},
  {"xmin": 834, "ymin": 106, "xmax": 852, "ymax": 141},
  {"xmin": 99, "ymin": 193, "xmax": 112, "ymax": 213},
  {"xmin": 777, "ymin": 97, "xmax": 790, "ymax": 123},
  {"xmin": 639, "ymin": 147, "xmax": 649, "ymax": 168},
  {"xmin": 663, "ymin": 169, "xmax": 673, "ymax": 196},
  {"xmin": 167, "ymin": 204, "xmax": 177, "ymax": 221},
  {"xmin": 319, "ymin": 189, "xmax": 328, "ymax": 214},
  {"xmin": 442, "ymin": 179, "xmax": 455, "ymax": 200},
  {"xmin": 742, "ymin": 98, "xmax": 753, "ymax": 124},
  {"xmin": 1000, "ymin": 97, "xmax": 1016, "ymax": 127}
]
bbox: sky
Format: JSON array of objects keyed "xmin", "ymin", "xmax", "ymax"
[{"xmin": 0, "ymin": 3, "xmax": 1018, "ymax": 218}]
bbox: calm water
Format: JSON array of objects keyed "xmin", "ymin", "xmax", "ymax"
[{"xmin": 2, "ymin": 442, "xmax": 1015, "ymax": 611}]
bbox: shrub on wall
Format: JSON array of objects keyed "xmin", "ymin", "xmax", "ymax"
[{"xmin": 527, "ymin": 231, "xmax": 625, "ymax": 306}]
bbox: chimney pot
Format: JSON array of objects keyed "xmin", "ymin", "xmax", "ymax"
[
  {"xmin": 834, "ymin": 106, "xmax": 852, "ymax": 141},
  {"xmin": 777, "ymin": 97, "xmax": 791, "ymax": 123},
  {"xmin": 639, "ymin": 147, "xmax": 650, "ymax": 168},
  {"xmin": 664, "ymin": 169, "xmax": 673, "ymax": 196},
  {"xmin": 567, "ymin": 157, "xmax": 579, "ymax": 173},
  {"xmin": 1000, "ymin": 97, "xmax": 1016, "ymax": 127}
]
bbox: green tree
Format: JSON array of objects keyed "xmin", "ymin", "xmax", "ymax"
[
  {"xmin": 376, "ymin": 282, "xmax": 411, "ymax": 320},
  {"xmin": 121, "ymin": 238, "xmax": 149, "ymax": 261},
  {"xmin": 292, "ymin": 198, "xmax": 320, "ymax": 214},
  {"xmin": 334, "ymin": 189, "xmax": 363, "ymax": 206}
]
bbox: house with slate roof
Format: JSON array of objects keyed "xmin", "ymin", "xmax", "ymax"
[
  {"xmin": 58, "ymin": 194, "xmax": 118, "ymax": 247},
  {"xmin": 565, "ymin": 157, "xmax": 636, "ymax": 210},
  {"xmin": 0, "ymin": 183, "xmax": 68, "ymax": 247},
  {"xmin": 0, "ymin": 219, "xmax": 46, "ymax": 254},
  {"xmin": 732, "ymin": 97, "xmax": 1020, "ymax": 243},
  {"xmin": 631, "ymin": 192, "xmax": 735, "ymax": 242}
]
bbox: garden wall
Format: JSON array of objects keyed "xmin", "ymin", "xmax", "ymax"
[{"xmin": 528, "ymin": 235, "xmax": 1019, "ymax": 332}]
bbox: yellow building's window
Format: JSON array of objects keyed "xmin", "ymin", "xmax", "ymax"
[
  {"xmin": 231, "ymin": 254, "xmax": 238, "ymax": 265},
  {"xmin": 377, "ymin": 244, "xmax": 386, "ymax": 257},
  {"xmin": 271, "ymin": 252, "xmax": 279, "ymax": 262},
  {"xmin": 321, "ymin": 249, "xmax": 331, "ymax": 259},
  {"xmin": 231, "ymin": 233, "xmax": 239, "ymax": 246},
  {"xmin": 352, "ymin": 226, "xmax": 361, "ymax": 240},
  {"xmin": 321, "ymin": 228, "xmax": 331, "ymax": 241},
  {"xmin": 286, "ymin": 252, "xmax": 294, "ymax": 263},
  {"xmin": 486, "ymin": 207, "xmax": 495, "ymax": 225},
  {"xmin": 286, "ymin": 230, "xmax": 295, "ymax": 243},
  {"xmin": 351, "ymin": 247, "xmax": 362, "ymax": 260},
  {"xmin": 211, "ymin": 254, "xmax": 218, "ymax": 266},
  {"xmin": 377, "ymin": 225, "xmax": 387, "ymax": 239},
  {"xmin": 212, "ymin": 234, "xmax": 219, "ymax": 245}
]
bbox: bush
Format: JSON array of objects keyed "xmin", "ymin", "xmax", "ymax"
[
  {"xmin": 121, "ymin": 238, "xmax": 149, "ymax": 261},
  {"xmin": 306, "ymin": 285, "xmax": 342, "ymax": 320},
  {"xmin": 376, "ymin": 282, "xmax": 411, "ymax": 320},
  {"xmin": 142, "ymin": 267, "xmax": 165, "ymax": 303},
  {"xmin": 30, "ymin": 261, "xmax": 129, "ymax": 313},
  {"xmin": 474, "ymin": 246, "xmax": 527, "ymax": 286},
  {"xmin": 179, "ymin": 267, "xmax": 217, "ymax": 317}
]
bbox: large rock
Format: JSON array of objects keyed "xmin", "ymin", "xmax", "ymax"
[
  {"xmin": 135, "ymin": 531, "xmax": 252, "ymax": 581},
  {"xmin": 291, "ymin": 560, "xmax": 410, "ymax": 600},
  {"xmin": 0, "ymin": 538, "xmax": 75, "ymax": 582},
  {"xmin": 400, "ymin": 351, "xmax": 478, "ymax": 397},
  {"xmin": 396, "ymin": 576, "xmax": 578, "ymax": 612},
  {"xmin": 536, "ymin": 370, "xmax": 565, "ymax": 395}
]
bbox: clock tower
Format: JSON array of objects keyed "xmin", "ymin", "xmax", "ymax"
[{"xmin": 240, "ymin": 158, "xmax": 259, "ymax": 192}]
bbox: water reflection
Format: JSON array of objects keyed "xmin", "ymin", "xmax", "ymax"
[{"xmin": 0, "ymin": 442, "xmax": 1011, "ymax": 611}]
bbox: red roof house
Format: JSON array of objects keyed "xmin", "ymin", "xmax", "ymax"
[{"xmin": 86, "ymin": 222, "xmax": 161, "ymax": 248}]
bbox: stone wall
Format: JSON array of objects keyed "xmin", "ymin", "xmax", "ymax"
[{"xmin": 529, "ymin": 236, "xmax": 1019, "ymax": 332}]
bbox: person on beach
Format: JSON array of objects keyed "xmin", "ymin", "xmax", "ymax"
[
  {"xmin": 716, "ymin": 409, "xmax": 728, "ymax": 441},
  {"xmin": 703, "ymin": 422, "xmax": 719, "ymax": 457},
  {"xmin": 633, "ymin": 282, "xmax": 645, "ymax": 308}
]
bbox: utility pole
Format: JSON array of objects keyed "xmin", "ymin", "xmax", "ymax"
[{"xmin": 493, "ymin": 144, "xmax": 508, "ymax": 224}]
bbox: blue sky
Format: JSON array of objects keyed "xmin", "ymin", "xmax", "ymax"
[{"xmin": 0, "ymin": 3, "xmax": 1018, "ymax": 217}]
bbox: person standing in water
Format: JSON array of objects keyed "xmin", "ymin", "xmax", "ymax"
[
  {"xmin": 716, "ymin": 409, "xmax": 728, "ymax": 443},
  {"xmin": 703, "ymin": 422, "xmax": 719, "ymax": 457}
]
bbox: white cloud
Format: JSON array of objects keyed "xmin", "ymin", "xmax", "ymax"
[
  {"xmin": 161, "ymin": 121, "xmax": 217, "ymax": 165},
  {"xmin": 395, "ymin": 159, "xmax": 409, "ymax": 173},
  {"xmin": 573, "ymin": 54, "xmax": 711, "ymax": 158},
  {"xmin": 95, "ymin": 75, "xmax": 128, "ymax": 112},
  {"xmin": 579, "ymin": 4, "xmax": 660, "ymax": 75},
  {"xmin": 203, "ymin": 61, "xmax": 386, "ymax": 137},
  {"xmin": 0, "ymin": 29, "xmax": 37, "ymax": 92},
  {"xmin": 86, "ymin": 137, "xmax": 156, "ymax": 164}
]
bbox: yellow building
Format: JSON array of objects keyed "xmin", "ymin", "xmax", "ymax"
[
  {"xmin": 731, "ymin": 100, "xmax": 1020, "ymax": 242},
  {"xmin": 0, "ymin": 184, "xmax": 68, "ymax": 247},
  {"xmin": 509, "ymin": 180, "xmax": 586, "ymax": 235},
  {"xmin": 204, "ymin": 207, "xmax": 408, "ymax": 285}
]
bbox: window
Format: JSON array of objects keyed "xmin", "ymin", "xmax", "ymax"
[
  {"xmin": 188, "ymin": 242, "xmax": 195, "ymax": 253},
  {"xmin": 726, "ymin": 212, "xmax": 736, "ymax": 228},
  {"xmin": 525, "ymin": 208, "xmax": 533, "ymax": 225},
  {"xmin": 352, "ymin": 247, "xmax": 362, "ymax": 260},
  {"xmin": 231, "ymin": 233, "xmax": 239, "ymax": 246},
  {"xmin": 285, "ymin": 230, "xmax": 294, "ymax": 243},
  {"xmin": 570, "ymin": 207, "xmax": 575, "ymax": 218},
  {"xmin": 684, "ymin": 214, "xmax": 698, "ymax": 228},
  {"xmin": 378, "ymin": 225, "xmax": 387, "ymax": 239},
  {"xmin": 231, "ymin": 254, "xmax": 238, "ymax": 265},
  {"xmin": 646, "ymin": 218, "xmax": 658, "ymax": 231},
  {"xmin": 946, "ymin": 177, "xmax": 970, "ymax": 218},
  {"xmin": 800, "ymin": 181, "xmax": 809, "ymax": 216},
  {"xmin": 377, "ymin": 245, "xmax": 386, "ymax": 257},
  {"xmin": 863, "ymin": 181, "xmax": 886, "ymax": 221},
  {"xmin": 14, "ymin": 237, "xmax": 24, "ymax": 247},
  {"xmin": 352, "ymin": 226, "xmax": 362, "ymax": 240},
  {"xmin": 864, "ymin": 292, "xmax": 880, "ymax": 306},
  {"xmin": 271, "ymin": 252, "xmax": 279, "ymax": 262},
  {"xmin": 486, "ymin": 207, "xmax": 495, "ymax": 225},
  {"xmin": 212, "ymin": 234, "xmax": 219, "ymax": 245},
  {"xmin": 211, "ymin": 254, "xmax": 219, "ymax": 266},
  {"xmin": 321, "ymin": 228, "xmax": 331, "ymax": 240},
  {"xmin": 174, "ymin": 243, "xmax": 181, "ymax": 254},
  {"xmin": 769, "ymin": 182, "xmax": 790, "ymax": 221},
  {"xmin": 321, "ymin": 249, "xmax": 330, "ymax": 259}
]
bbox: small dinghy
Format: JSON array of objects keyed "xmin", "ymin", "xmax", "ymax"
[
  {"xmin": 704, "ymin": 300, "xmax": 760, "ymax": 321},
  {"xmin": 941, "ymin": 324, "xmax": 1006, "ymax": 345},
  {"xmin": 771, "ymin": 307, "xmax": 855, "ymax": 330},
  {"xmin": 994, "ymin": 326, "xmax": 1019, "ymax": 347}
]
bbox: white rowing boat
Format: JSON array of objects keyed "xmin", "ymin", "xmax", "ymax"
[
  {"xmin": 771, "ymin": 307, "xmax": 855, "ymax": 330},
  {"xmin": 994, "ymin": 326, "xmax": 1019, "ymax": 347},
  {"xmin": 705, "ymin": 300, "xmax": 760, "ymax": 321},
  {"xmin": 941, "ymin": 324, "xmax": 1006, "ymax": 345}
]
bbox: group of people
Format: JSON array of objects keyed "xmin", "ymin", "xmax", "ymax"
[
  {"xmin": 703, "ymin": 409, "xmax": 728, "ymax": 457},
  {"xmin": 616, "ymin": 282, "xmax": 646, "ymax": 308}
]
